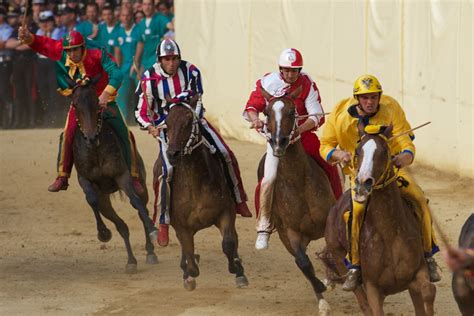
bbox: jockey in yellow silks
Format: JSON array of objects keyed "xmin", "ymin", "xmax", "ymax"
[{"xmin": 320, "ymin": 74, "xmax": 441, "ymax": 291}]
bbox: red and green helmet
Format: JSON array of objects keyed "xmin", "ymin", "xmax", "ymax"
[{"xmin": 62, "ymin": 31, "xmax": 84, "ymax": 49}]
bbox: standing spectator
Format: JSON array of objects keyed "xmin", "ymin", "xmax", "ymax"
[
  {"xmin": 0, "ymin": 7, "xmax": 13, "ymax": 128},
  {"xmin": 31, "ymin": 0, "xmax": 46, "ymax": 25},
  {"xmin": 96, "ymin": 0, "xmax": 107, "ymax": 13},
  {"xmin": 114, "ymin": 6, "xmax": 139, "ymax": 122},
  {"xmin": 76, "ymin": 2, "xmax": 99, "ymax": 39},
  {"xmin": 134, "ymin": 10, "xmax": 144, "ymax": 24},
  {"xmin": 96, "ymin": 3, "xmax": 120, "ymax": 55},
  {"xmin": 157, "ymin": 1, "xmax": 173, "ymax": 23},
  {"xmin": 61, "ymin": 6, "xmax": 79, "ymax": 32},
  {"xmin": 6, "ymin": 8, "xmax": 38, "ymax": 128},
  {"xmin": 36, "ymin": 10, "xmax": 65, "ymax": 126},
  {"xmin": 132, "ymin": 0, "xmax": 168, "ymax": 73}
]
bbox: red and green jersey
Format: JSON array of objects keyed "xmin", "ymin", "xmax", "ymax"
[{"xmin": 29, "ymin": 34, "xmax": 122, "ymax": 98}]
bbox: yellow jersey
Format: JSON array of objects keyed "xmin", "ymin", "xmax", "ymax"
[{"xmin": 320, "ymin": 95, "xmax": 415, "ymax": 173}]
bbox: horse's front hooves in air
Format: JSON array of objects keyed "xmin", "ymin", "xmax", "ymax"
[
  {"xmin": 125, "ymin": 263, "xmax": 138, "ymax": 274},
  {"xmin": 98, "ymin": 228, "xmax": 112, "ymax": 242},
  {"xmin": 146, "ymin": 253, "xmax": 159, "ymax": 265},
  {"xmin": 183, "ymin": 277, "xmax": 196, "ymax": 291},
  {"xmin": 235, "ymin": 275, "xmax": 249, "ymax": 288},
  {"xmin": 318, "ymin": 298, "xmax": 331, "ymax": 316}
]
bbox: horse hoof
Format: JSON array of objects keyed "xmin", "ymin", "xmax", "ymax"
[
  {"xmin": 146, "ymin": 253, "xmax": 159, "ymax": 265},
  {"xmin": 235, "ymin": 275, "xmax": 249, "ymax": 288},
  {"xmin": 98, "ymin": 229, "xmax": 112, "ymax": 242},
  {"xmin": 318, "ymin": 299, "xmax": 331, "ymax": 316},
  {"xmin": 183, "ymin": 277, "xmax": 196, "ymax": 291},
  {"xmin": 125, "ymin": 263, "xmax": 138, "ymax": 274}
]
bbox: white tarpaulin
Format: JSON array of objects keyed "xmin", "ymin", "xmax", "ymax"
[{"xmin": 175, "ymin": 0, "xmax": 473, "ymax": 177}]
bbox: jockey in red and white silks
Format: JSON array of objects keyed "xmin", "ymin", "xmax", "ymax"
[
  {"xmin": 135, "ymin": 39, "xmax": 251, "ymax": 246},
  {"xmin": 243, "ymin": 48, "xmax": 343, "ymax": 250}
]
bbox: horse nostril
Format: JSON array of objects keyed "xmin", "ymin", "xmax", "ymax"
[{"xmin": 364, "ymin": 178, "xmax": 374, "ymax": 189}]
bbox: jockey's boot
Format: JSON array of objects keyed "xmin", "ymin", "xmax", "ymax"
[
  {"xmin": 157, "ymin": 224, "xmax": 169, "ymax": 247},
  {"xmin": 236, "ymin": 201, "xmax": 252, "ymax": 217},
  {"xmin": 132, "ymin": 178, "xmax": 145, "ymax": 195},
  {"xmin": 342, "ymin": 268, "xmax": 361, "ymax": 291},
  {"xmin": 48, "ymin": 176, "xmax": 69, "ymax": 192},
  {"xmin": 426, "ymin": 257, "xmax": 441, "ymax": 282},
  {"xmin": 255, "ymin": 232, "xmax": 270, "ymax": 250}
]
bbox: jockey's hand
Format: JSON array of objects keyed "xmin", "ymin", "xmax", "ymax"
[
  {"xmin": 147, "ymin": 125, "xmax": 160, "ymax": 137},
  {"xmin": 250, "ymin": 118, "xmax": 264, "ymax": 131},
  {"xmin": 392, "ymin": 151, "xmax": 413, "ymax": 168},
  {"xmin": 18, "ymin": 26, "xmax": 33, "ymax": 45},
  {"xmin": 331, "ymin": 150, "xmax": 352, "ymax": 165},
  {"xmin": 98, "ymin": 91, "xmax": 110, "ymax": 109}
]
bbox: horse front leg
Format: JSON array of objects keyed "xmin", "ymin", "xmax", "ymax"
[
  {"xmin": 280, "ymin": 229, "xmax": 330, "ymax": 315},
  {"xmin": 116, "ymin": 172, "xmax": 158, "ymax": 241},
  {"xmin": 365, "ymin": 282, "xmax": 385, "ymax": 316},
  {"xmin": 175, "ymin": 227, "xmax": 199, "ymax": 291},
  {"xmin": 77, "ymin": 177, "xmax": 111, "ymax": 242},
  {"xmin": 216, "ymin": 209, "xmax": 249, "ymax": 288},
  {"xmin": 408, "ymin": 268, "xmax": 436, "ymax": 316}
]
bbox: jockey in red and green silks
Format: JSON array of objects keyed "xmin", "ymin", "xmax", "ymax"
[{"xmin": 22, "ymin": 30, "xmax": 144, "ymax": 193}]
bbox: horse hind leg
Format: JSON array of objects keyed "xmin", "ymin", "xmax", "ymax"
[
  {"xmin": 216, "ymin": 212, "xmax": 249, "ymax": 288},
  {"xmin": 365, "ymin": 282, "xmax": 385, "ymax": 316},
  {"xmin": 98, "ymin": 195, "xmax": 138, "ymax": 274},
  {"xmin": 409, "ymin": 269, "xmax": 436, "ymax": 316},
  {"xmin": 141, "ymin": 217, "xmax": 158, "ymax": 265}
]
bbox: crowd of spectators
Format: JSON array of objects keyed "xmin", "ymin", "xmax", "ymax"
[{"xmin": 0, "ymin": 0, "xmax": 174, "ymax": 129}]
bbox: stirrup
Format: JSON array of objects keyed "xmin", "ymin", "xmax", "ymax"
[{"xmin": 426, "ymin": 257, "xmax": 442, "ymax": 282}]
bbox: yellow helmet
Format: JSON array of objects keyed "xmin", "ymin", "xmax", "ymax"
[{"xmin": 353, "ymin": 74, "xmax": 383, "ymax": 95}]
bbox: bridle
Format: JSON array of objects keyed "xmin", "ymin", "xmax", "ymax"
[
  {"xmin": 167, "ymin": 102, "xmax": 216, "ymax": 155},
  {"xmin": 351, "ymin": 133, "xmax": 399, "ymax": 190},
  {"xmin": 71, "ymin": 79, "xmax": 103, "ymax": 139}
]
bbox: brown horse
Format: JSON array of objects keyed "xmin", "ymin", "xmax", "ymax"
[
  {"xmin": 452, "ymin": 213, "xmax": 474, "ymax": 315},
  {"xmin": 254, "ymin": 88, "xmax": 335, "ymax": 313},
  {"xmin": 153, "ymin": 95, "xmax": 248, "ymax": 291},
  {"xmin": 70, "ymin": 79, "xmax": 158, "ymax": 273},
  {"xmin": 325, "ymin": 125, "xmax": 436, "ymax": 315}
]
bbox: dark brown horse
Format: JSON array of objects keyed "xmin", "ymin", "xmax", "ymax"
[
  {"xmin": 254, "ymin": 88, "xmax": 335, "ymax": 314},
  {"xmin": 325, "ymin": 125, "xmax": 436, "ymax": 315},
  {"xmin": 452, "ymin": 213, "xmax": 474, "ymax": 315},
  {"xmin": 153, "ymin": 95, "xmax": 248, "ymax": 291},
  {"xmin": 70, "ymin": 79, "xmax": 158, "ymax": 273}
]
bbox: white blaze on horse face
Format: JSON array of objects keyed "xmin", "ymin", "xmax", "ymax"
[
  {"xmin": 273, "ymin": 100, "xmax": 284, "ymax": 139},
  {"xmin": 358, "ymin": 139, "xmax": 377, "ymax": 180}
]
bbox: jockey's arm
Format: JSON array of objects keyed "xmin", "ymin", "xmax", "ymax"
[
  {"xmin": 98, "ymin": 49, "xmax": 123, "ymax": 107},
  {"xmin": 245, "ymin": 110, "xmax": 264, "ymax": 130},
  {"xmin": 19, "ymin": 27, "xmax": 63, "ymax": 60},
  {"xmin": 389, "ymin": 97, "xmax": 416, "ymax": 168},
  {"xmin": 244, "ymin": 79, "xmax": 267, "ymax": 130},
  {"xmin": 297, "ymin": 118, "xmax": 316, "ymax": 135}
]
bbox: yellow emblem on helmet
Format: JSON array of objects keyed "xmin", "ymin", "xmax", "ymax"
[{"xmin": 353, "ymin": 74, "xmax": 383, "ymax": 95}]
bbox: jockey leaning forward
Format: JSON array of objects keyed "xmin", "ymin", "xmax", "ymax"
[{"xmin": 135, "ymin": 39, "xmax": 252, "ymax": 247}]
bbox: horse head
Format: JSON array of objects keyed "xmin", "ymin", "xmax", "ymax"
[
  {"xmin": 165, "ymin": 93, "xmax": 200, "ymax": 165},
  {"xmin": 67, "ymin": 75, "xmax": 102, "ymax": 145},
  {"xmin": 262, "ymin": 86, "xmax": 302, "ymax": 157},
  {"xmin": 352, "ymin": 124, "xmax": 394, "ymax": 203}
]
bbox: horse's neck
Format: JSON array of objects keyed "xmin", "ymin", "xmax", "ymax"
[
  {"xmin": 174, "ymin": 146, "xmax": 220, "ymax": 181},
  {"xmin": 277, "ymin": 141, "xmax": 311, "ymax": 176}
]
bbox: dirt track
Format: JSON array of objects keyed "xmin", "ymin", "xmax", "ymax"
[{"xmin": 0, "ymin": 127, "xmax": 472, "ymax": 315}]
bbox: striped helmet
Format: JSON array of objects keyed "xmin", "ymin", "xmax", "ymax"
[
  {"xmin": 278, "ymin": 48, "xmax": 303, "ymax": 68},
  {"xmin": 156, "ymin": 39, "xmax": 181, "ymax": 59},
  {"xmin": 62, "ymin": 31, "xmax": 84, "ymax": 49}
]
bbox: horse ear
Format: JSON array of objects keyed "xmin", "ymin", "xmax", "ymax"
[
  {"xmin": 357, "ymin": 121, "xmax": 366, "ymax": 137},
  {"xmin": 288, "ymin": 85, "xmax": 303, "ymax": 100},
  {"xmin": 260, "ymin": 87, "xmax": 272, "ymax": 102},
  {"xmin": 189, "ymin": 93, "xmax": 199, "ymax": 109},
  {"xmin": 382, "ymin": 124, "xmax": 393, "ymax": 138}
]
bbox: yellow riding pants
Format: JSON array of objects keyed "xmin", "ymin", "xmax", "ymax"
[{"xmin": 345, "ymin": 169, "xmax": 439, "ymax": 267}]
